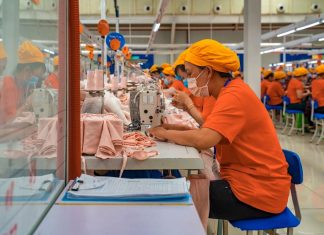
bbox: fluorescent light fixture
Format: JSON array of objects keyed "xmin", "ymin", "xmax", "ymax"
[
  {"xmin": 261, "ymin": 43, "xmax": 282, "ymax": 46},
  {"xmin": 43, "ymin": 48, "xmax": 55, "ymax": 55},
  {"xmin": 261, "ymin": 47, "xmax": 285, "ymax": 55},
  {"xmin": 0, "ymin": 38, "xmax": 2, "ymax": 42},
  {"xmin": 318, "ymin": 37, "xmax": 324, "ymax": 41},
  {"xmin": 296, "ymin": 21, "xmax": 320, "ymax": 31},
  {"xmin": 80, "ymin": 43, "xmax": 86, "ymax": 47},
  {"xmin": 153, "ymin": 23, "xmax": 160, "ymax": 32},
  {"xmin": 277, "ymin": 29, "xmax": 296, "ymax": 37},
  {"xmin": 286, "ymin": 63, "xmax": 292, "ymax": 67}
]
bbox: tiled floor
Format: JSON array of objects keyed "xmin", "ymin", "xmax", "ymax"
[{"xmin": 208, "ymin": 132, "xmax": 324, "ymax": 235}]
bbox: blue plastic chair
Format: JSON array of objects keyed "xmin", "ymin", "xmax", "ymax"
[
  {"xmin": 218, "ymin": 150, "xmax": 302, "ymax": 235},
  {"xmin": 263, "ymin": 95, "xmax": 283, "ymax": 124},
  {"xmin": 310, "ymin": 100, "xmax": 324, "ymax": 144},
  {"xmin": 282, "ymin": 96, "xmax": 304, "ymax": 136}
]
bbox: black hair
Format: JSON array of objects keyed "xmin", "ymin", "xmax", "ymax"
[
  {"xmin": 264, "ymin": 73, "xmax": 274, "ymax": 80},
  {"xmin": 16, "ymin": 62, "xmax": 46, "ymax": 73},
  {"xmin": 175, "ymin": 64, "xmax": 186, "ymax": 76},
  {"xmin": 197, "ymin": 65, "xmax": 233, "ymax": 79}
]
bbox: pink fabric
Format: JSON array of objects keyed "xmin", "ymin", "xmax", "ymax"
[
  {"xmin": 94, "ymin": 69, "xmax": 104, "ymax": 90},
  {"xmin": 163, "ymin": 113, "xmax": 198, "ymax": 129},
  {"xmin": 111, "ymin": 76, "xmax": 118, "ymax": 91},
  {"xmin": 199, "ymin": 150, "xmax": 221, "ymax": 181},
  {"xmin": 86, "ymin": 70, "xmax": 95, "ymax": 90},
  {"xmin": 82, "ymin": 114, "xmax": 104, "ymax": 155},
  {"xmin": 96, "ymin": 120, "xmax": 116, "ymax": 159},
  {"xmin": 125, "ymin": 149, "xmax": 159, "ymax": 160},
  {"xmin": 12, "ymin": 112, "xmax": 36, "ymax": 125}
]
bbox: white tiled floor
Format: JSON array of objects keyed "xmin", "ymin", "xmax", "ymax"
[{"xmin": 208, "ymin": 132, "xmax": 324, "ymax": 235}]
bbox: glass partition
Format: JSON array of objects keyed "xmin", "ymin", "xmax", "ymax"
[{"xmin": 0, "ymin": 0, "xmax": 67, "ymax": 234}]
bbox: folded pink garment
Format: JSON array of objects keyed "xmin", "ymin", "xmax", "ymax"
[
  {"xmin": 96, "ymin": 120, "xmax": 116, "ymax": 159},
  {"xmin": 38, "ymin": 118, "xmax": 58, "ymax": 156},
  {"xmin": 82, "ymin": 114, "xmax": 104, "ymax": 155},
  {"xmin": 163, "ymin": 113, "xmax": 198, "ymax": 129},
  {"xmin": 106, "ymin": 117, "xmax": 123, "ymax": 153},
  {"xmin": 80, "ymin": 119, "xmax": 84, "ymax": 152}
]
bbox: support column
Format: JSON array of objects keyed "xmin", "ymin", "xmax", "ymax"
[
  {"xmin": 243, "ymin": 0, "xmax": 261, "ymax": 98},
  {"xmin": 2, "ymin": 0, "xmax": 19, "ymax": 74}
]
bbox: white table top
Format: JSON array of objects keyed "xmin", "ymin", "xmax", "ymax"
[
  {"xmin": 34, "ymin": 204, "xmax": 205, "ymax": 235},
  {"xmin": 83, "ymin": 141, "xmax": 204, "ymax": 170}
]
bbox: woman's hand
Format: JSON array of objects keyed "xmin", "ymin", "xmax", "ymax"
[
  {"xmin": 147, "ymin": 126, "xmax": 168, "ymax": 141},
  {"xmin": 173, "ymin": 91, "xmax": 192, "ymax": 107}
]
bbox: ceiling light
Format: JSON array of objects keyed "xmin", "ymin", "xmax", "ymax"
[
  {"xmin": 318, "ymin": 38, "xmax": 324, "ymax": 42},
  {"xmin": 296, "ymin": 21, "xmax": 320, "ymax": 31},
  {"xmin": 261, "ymin": 43, "xmax": 282, "ymax": 46},
  {"xmin": 153, "ymin": 23, "xmax": 160, "ymax": 32},
  {"xmin": 277, "ymin": 29, "xmax": 296, "ymax": 37},
  {"xmin": 43, "ymin": 48, "xmax": 55, "ymax": 55}
]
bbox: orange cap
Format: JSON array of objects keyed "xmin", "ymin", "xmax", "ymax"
[
  {"xmin": 274, "ymin": 71, "xmax": 286, "ymax": 80},
  {"xmin": 263, "ymin": 69, "xmax": 273, "ymax": 78},
  {"xmin": 150, "ymin": 64, "xmax": 159, "ymax": 73},
  {"xmin": 53, "ymin": 56, "xmax": 59, "ymax": 66},
  {"xmin": 0, "ymin": 42, "xmax": 7, "ymax": 60},
  {"xmin": 122, "ymin": 46, "xmax": 129, "ymax": 55},
  {"xmin": 173, "ymin": 50, "xmax": 188, "ymax": 68},
  {"xmin": 293, "ymin": 67, "xmax": 308, "ymax": 77},
  {"xmin": 162, "ymin": 66, "xmax": 175, "ymax": 76},
  {"xmin": 315, "ymin": 64, "xmax": 324, "ymax": 75},
  {"xmin": 18, "ymin": 41, "xmax": 44, "ymax": 64},
  {"xmin": 161, "ymin": 63, "xmax": 171, "ymax": 69}
]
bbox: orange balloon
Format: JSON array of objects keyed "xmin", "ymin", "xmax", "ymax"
[
  {"xmin": 32, "ymin": 0, "xmax": 40, "ymax": 5},
  {"xmin": 122, "ymin": 46, "xmax": 129, "ymax": 55},
  {"xmin": 125, "ymin": 52, "xmax": 132, "ymax": 60},
  {"xmin": 97, "ymin": 19, "xmax": 110, "ymax": 37},
  {"xmin": 88, "ymin": 51, "xmax": 94, "ymax": 60},
  {"xmin": 110, "ymin": 38, "xmax": 121, "ymax": 51},
  {"xmin": 80, "ymin": 24, "xmax": 83, "ymax": 34}
]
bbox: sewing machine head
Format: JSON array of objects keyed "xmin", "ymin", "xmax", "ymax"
[
  {"xmin": 129, "ymin": 85, "xmax": 164, "ymax": 131},
  {"xmin": 31, "ymin": 88, "xmax": 58, "ymax": 119}
]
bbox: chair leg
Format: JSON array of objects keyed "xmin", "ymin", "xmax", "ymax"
[
  {"xmin": 222, "ymin": 220, "xmax": 228, "ymax": 235},
  {"xmin": 301, "ymin": 114, "xmax": 305, "ymax": 136},
  {"xmin": 279, "ymin": 110, "xmax": 283, "ymax": 126},
  {"xmin": 288, "ymin": 114, "xmax": 295, "ymax": 136},
  {"xmin": 310, "ymin": 121, "xmax": 318, "ymax": 142},
  {"xmin": 317, "ymin": 121, "xmax": 324, "ymax": 145},
  {"xmin": 282, "ymin": 114, "xmax": 289, "ymax": 134},
  {"xmin": 246, "ymin": 231, "xmax": 253, "ymax": 235},
  {"xmin": 257, "ymin": 231, "xmax": 263, "ymax": 235},
  {"xmin": 217, "ymin": 220, "xmax": 223, "ymax": 235},
  {"xmin": 287, "ymin": 227, "xmax": 293, "ymax": 235}
]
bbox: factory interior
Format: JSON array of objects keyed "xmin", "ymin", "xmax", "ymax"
[{"xmin": 1, "ymin": 0, "xmax": 324, "ymax": 234}]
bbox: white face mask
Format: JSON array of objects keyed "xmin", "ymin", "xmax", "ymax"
[{"xmin": 187, "ymin": 69, "xmax": 210, "ymax": 97}]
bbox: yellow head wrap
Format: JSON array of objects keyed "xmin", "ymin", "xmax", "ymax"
[
  {"xmin": 18, "ymin": 41, "xmax": 44, "ymax": 64},
  {"xmin": 161, "ymin": 63, "xmax": 171, "ymax": 69},
  {"xmin": 315, "ymin": 64, "xmax": 324, "ymax": 75},
  {"xmin": 233, "ymin": 71, "xmax": 241, "ymax": 78},
  {"xmin": 263, "ymin": 70, "xmax": 273, "ymax": 78},
  {"xmin": 185, "ymin": 39, "xmax": 240, "ymax": 73},
  {"xmin": 173, "ymin": 50, "xmax": 188, "ymax": 68},
  {"xmin": 162, "ymin": 66, "xmax": 175, "ymax": 76},
  {"xmin": 274, "ymin": 71, "xmax": 286, "ymax": 80},
  {"xmin": 53, "ymin": 56, "xmax": 59, "ymax": 66},
  {"xmin": 0, "ymin": 42, "xmax": 7, "ymax": 60},
  {"xmin": 293, "ymin": 67, "xmax": 308, "ymax": 77},
  {"xmin": 150, "ymin": 64, "xmax": 159, "ymax": 73},
  {"xmin": 287, "ymin": 71, "xmax": 293, "ymax": 76}
]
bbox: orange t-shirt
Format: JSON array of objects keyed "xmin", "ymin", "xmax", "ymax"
[
  {"xmin": 191, "ymin": 96, "xmax": 204, "ymax": 112},
  {"xmin": 267, "ymin": 81, "xmax": 284, "ymax": 105},
  {"xmin": 287, "ymin": 78, "xmax": 304, "ymax": 104},
  {"xmin": 0, "ymin": 76, "xmax": 20, "ymax": 124},
  {"xmin": 45, "ymin": 73, "xmax": 59, "ymax": 89},
  {"xmin": 201, "ymin": 96, "xmax": 216, "ymax": 120},
  {"xmin": 261, "ymin": 79, "xmax": 271, "ymax": 98},
  {"xmin": 312, "ymin": 79, "xmax": 324, "ymax": 107},
  {"xmin": 203, "ymin": 78, "xmax": 291, "ymax": 213},
  {"xmin": 169, "ymin": 80, "xmax": 191, "ymax": 95}
]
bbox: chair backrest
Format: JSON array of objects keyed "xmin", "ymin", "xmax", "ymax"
[
  {"xmin": 263, "ymin": 95, "xmax": 270, "ymax": 105},
  {"xmin": 283, "ymin": 96, "xmax": 290, "ymax": 113},
  {"xmin": 283, "ymin": 149, "xmax": 303, "ymax": 184},
  {"xmin": 310, "ymin": 99, "xmax": 319, "ymax": 122}
]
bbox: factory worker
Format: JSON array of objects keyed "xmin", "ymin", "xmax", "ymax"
[
  {"xmin": 0, "ymin": 41, "xmax": 46, "ymax": 124},
  {"xmin": 0, "ymin": 42, "xmax": 7, "ymax": 76},
  {"xmin": 172, "ymin": 50, "xmax": 216, "ymax": 125},
  {"xmin": 44, "ymin": 55, "xmax": 59, "ymax": 89},
  {"xmin": 266, "ymin": 71, "xmax": 286, "ymax": 106},
  {"xmin": 149, "ymin": 64, "xmax": 162, "ymax": 80},
  {"xmin": 149, "ymin": 39, "xmax": 291, "ymax": 220},
  {"xmin": 312, "ymin": 65, "xmax": 324, "ymax": 113},
  {"xmin": 261, "ymin": 69, "xmax": 273, "ymax": 100},
  {"xmin": 286, "ymin": 67, "xmax": 310, "ymax": 111},
  {"xmin": 162, "ymin": 66, "xmax": 190, "ymax": 94}
]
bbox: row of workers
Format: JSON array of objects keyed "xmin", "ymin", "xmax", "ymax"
[
  {"xmin": 147, "ymin": 39, "xmax": 291, "ymax": 221},
  {"xmin": 0, "ymin": 41, "xmax": 59, "ymax": 124},
  {"xmin": 261, "ymin": 66, "xmax": 324, "ymax": 114}
]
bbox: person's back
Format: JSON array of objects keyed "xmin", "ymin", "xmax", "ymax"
[
  {"xmin": 0, "ymin": 76, "xmax": 19, "ymax": 124},
  {"xmin": 204, "ymin": 78, "xmax": 290, "ymax": 213},
  {"xmin": 45, "ymin": 73, "xmax": 59, "ymax": 89},
  {"xmin": 261, "ymin": 79, "xmax": 271, "ymax": 98},
  {"xmin": 287, "ymin": 78, "xmax": 303, "ymax": 104}
]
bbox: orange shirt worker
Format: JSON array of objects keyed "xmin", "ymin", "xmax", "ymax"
[
  {"xmin": 312, "ymin": 65, "xmax": 324, "ymax": 113},
  {"xmin": 286, "ymin": 67, "xmax": 310, "ymax": 111},
  {"xmin": 44, "ymin": 55, "xmax": 59, "ymax": 89},
  {"xmin": 267, "ymin": 71, "xmax": 286, "ymax": 106},
  {"xmin": 261, "ymin": 70, "xmax": 273, "ymax": 100},
  {"xmin": 149, "ymin": 39, "xmax": 291, "ymax": 220}
]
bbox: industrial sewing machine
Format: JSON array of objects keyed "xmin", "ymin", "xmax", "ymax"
[
  {"xmin": 31, "ymin": 88, "xmax": 58, "ymax": 119},
  {"xmin": 129, "ymin": 84, "xmax": 165, "ymax": 131}
]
